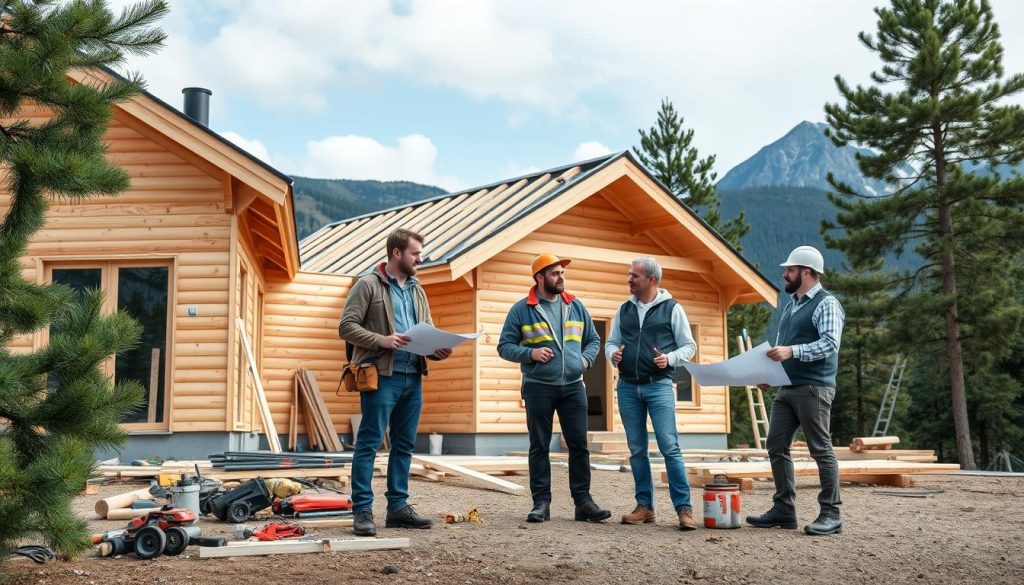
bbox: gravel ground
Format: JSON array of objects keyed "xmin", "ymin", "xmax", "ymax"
[{"xmin": 4, "ymin": 466, "xmax": 1023, "ymax": 584}]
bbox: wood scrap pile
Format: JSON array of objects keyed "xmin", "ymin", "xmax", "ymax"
[{"xmin": 293, "ymin": 369, "xmax": 344, "ymax": 452}]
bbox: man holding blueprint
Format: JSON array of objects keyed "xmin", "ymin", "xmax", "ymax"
[
  {"xmin": 339, "ymin": 228, "xmax": 452, "ymax": 537},
  {"xmin": 745, "ymin": 246, "xmax": 846, "ymax": 536}
]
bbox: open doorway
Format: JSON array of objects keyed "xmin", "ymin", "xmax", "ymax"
[{"xmin": 584, "ymin": 320, "xmax": 609, "ymax": 431}]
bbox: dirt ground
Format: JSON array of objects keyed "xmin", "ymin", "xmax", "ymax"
[{"xmin": 5, "ymin": 467, "xmax": 1023, "ymax": 584}]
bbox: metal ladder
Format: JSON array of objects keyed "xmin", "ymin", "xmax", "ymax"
[
  {"xmin": 872, "ymin": 355, "xmax": 908, "ymax": 437},
  {"xmin": 739, "ymin": 330, "xmax": 771, "ymax": 449}
]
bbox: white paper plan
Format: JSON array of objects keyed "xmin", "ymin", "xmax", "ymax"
[
  {"xmin": 681, "ymin": 342, "xmax": 792, "ymax": 387},
  {"xmin": 399, "ymin": 322, "xmax": 483, "ymax": 356}
]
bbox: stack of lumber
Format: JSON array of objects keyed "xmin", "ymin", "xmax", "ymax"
[
  {"xmin": 209, "ymin": 451, "xmax": 351, "ymax": 471},
  {"xmin": 294, "ymin": 369, "xmax": 343, "ymax": 452},
  {"xmin": 95, "ymin": 453, "xmax": 392, "ymax": 484},
  {"xmin": 658, "ymin": 459, "xmax": 960, "ymax": 490}
]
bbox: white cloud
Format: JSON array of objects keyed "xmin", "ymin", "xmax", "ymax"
[
  {"xmin": 220, "ymin": 131, "xmax": 272, "ymax": 164},
  {"xmin": 111, "ymin": 0, "xmax": 1024, "ymax": 178},
  {"xmin": 291, "ymin": 134, "xmax": 463, "ymax": 191},
  {"xmin": 573, "ymin": 141, "xmax": 611, "ymax": 161}
]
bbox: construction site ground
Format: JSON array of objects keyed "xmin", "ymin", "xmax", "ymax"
[{"xmin": 7, "ymin": 468, "xmax": 1023, "ymax": 584}]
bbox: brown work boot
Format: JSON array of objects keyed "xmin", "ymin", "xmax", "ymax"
[
  {"xmin": 621, "ymin": 505, "xmax": 656, "ymax": 525},
  {"xmin": 678, "ymin": 506, "xmax": 697, "ymax": 531}
]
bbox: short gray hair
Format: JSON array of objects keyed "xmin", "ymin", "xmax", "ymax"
[{"xmin": 632, "ymin": 257, "xmax": 662, "ymax": 284}]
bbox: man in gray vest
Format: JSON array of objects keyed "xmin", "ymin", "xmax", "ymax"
[
  {"xmin": 747, "ymin": 246, "xmax": 846, "ymax": 536},
  {"xmin": 606, "ymin": 258, "xmax": 698, "ymax": 530}
]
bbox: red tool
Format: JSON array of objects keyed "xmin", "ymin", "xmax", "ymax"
[
  {"xmin": 251, "ymin": 523, "xmax": 306, "ymax": 541},
  {"xmin": 272, "ymin": 493, "xmax": 353, "ymax": 516},
  {"xmin": 98, "ymin": 506, "xmax": 199, "ymax": 559}
]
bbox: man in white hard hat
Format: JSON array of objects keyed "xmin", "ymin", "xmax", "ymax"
[{"xmin": 746, "ymin": 245, "xmax": 846, "ymax": 536}]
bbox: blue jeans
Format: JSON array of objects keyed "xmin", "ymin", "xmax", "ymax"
[
  {"xmin": 616, "ymin": 379, "xmax": 692, "ymax": 511},
  {"xmin": 351, "ymin": 372, "xmax": 422, "ymax": 513}
]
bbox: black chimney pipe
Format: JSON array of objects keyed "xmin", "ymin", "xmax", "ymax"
[{"xmin": 182, "ymin": 87, "xmax": 212, "ymax": 126}]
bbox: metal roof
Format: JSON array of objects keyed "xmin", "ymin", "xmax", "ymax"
[{"xmin": 299, "ymin": 153, "xmax": 622, "ymax": 275}]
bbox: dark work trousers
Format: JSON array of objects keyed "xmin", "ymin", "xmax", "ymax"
[
  {"xmin": 766, "ymin": 385, "xmax": 842, "ymax": 518},
  {"xmin": 523, "ymin": 380, "xmax": 591, "ymax": 506}
]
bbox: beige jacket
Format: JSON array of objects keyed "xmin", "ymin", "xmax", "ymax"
[{"xmin": 338, "ymin": 262, "xmax": 434, "ymax": 377}]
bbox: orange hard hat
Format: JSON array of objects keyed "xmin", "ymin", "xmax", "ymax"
[{"xmin": 531, "ymin": 253, "xmax": 571, "ymax": 276}]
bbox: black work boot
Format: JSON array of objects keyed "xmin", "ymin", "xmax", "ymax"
[
  {"xmin": 574, "ymin": 498, "xmax": 612, "ymax": 523},
  {"xmin": 804, "ymin": 514, "xmax": 843, "ymax": 535},
  {"xmin": 353, "ymin": 509, "xmax": 376, "ymax": 536},
  {"xmin": 745, "ymin": 507, "xmax": 797, "ymax": 529},
  {"xmin": 526, "ymin": 501, "xmax": 550, "ymax": 523},
  {"xmin": 385, "ymin": 505, "xmax": 434, "ymax": 529}
]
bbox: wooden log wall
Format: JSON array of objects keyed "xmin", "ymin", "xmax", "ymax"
[
  {"xmin": 262, "ymin": 271, "xmax": 353, "ymax": 437},
  {"xmin": 475, "ymin": 193, "xmax": 729, "ymax": 435},
  {"xmin": 262, "ymin": 271, "xmax": 479, "ymax": 438},
  {"xmin": 3, "ymin": 106, "xmax": 233, "ymax": 432}
]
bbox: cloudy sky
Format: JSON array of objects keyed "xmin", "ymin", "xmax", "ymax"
[{"xmin": 111, "ymin": 0, "xmax": 1024, "ymax": 191}]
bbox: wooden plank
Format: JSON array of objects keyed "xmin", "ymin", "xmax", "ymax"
[
  {"xmin": 288, "ymin": 375, "xmax": 298, "ymax": 451},
  {"xmin": 299, "ymin": 369, "xmax": 343, "ymax": 452},
  {"xmin": 843, "ymin": 473, "xmax": 915, "ymax": 488},
  {"xmin": 412, "ymin": 455, "xmax": 524, "ymax": 494},
  {"xmin": 237, "ymin": 317, "xmax": 282, "ymax": 453},
  {"xmin": 297, "ymin": 518, "xmax": 354, "ymax": 528},
  {"xmin": 199, "ymin": 537, "xmax": 409, "ymax": 558}
]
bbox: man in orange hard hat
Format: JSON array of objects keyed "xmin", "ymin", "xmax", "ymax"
[{"xmin": 497, "ymin": 253, "xmax": 610, "ymax": 524}]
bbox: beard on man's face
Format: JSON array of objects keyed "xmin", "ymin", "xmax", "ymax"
[
  {"xmin": 399, "ymin": 256, "xmax": 418, "ymax": 277},
  {"xmin": 784, "ymin": 270, "xmax": 802, "ymax": 294},
  {"xmin": 542, "ymin": 273, "xmax": 564, "ymax": 295}
]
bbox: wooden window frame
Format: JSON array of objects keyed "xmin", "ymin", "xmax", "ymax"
[
  {"xmin": 676, "ymin": 323, "xmax": 701, "ymax": 409},
  {"xmin": 43, "ymin": 258, "xmax": 175, "ymax": 432}
]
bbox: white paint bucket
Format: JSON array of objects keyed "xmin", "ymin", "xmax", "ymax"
[{"xmin": 429, "ymin": 433, "xmax": 443, "ymax": 455}]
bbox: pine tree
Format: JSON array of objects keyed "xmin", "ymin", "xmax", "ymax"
[
  {"xmin": 824, "ymin": 0, "xmax": 1024, "ymax": 468},
  {"xmin": 823, "ymin": 260, "xmax": 898, "ymax": 442},
  {"xmin": 634, "ymin": 98, "xmax": 770, "ymax": 447},
  {"xmin": 635, "ymin": 98, "xmax": 749, "ymax": 245},
  {"xmin": 0, "ymin": 0, "xmax": 167, "ymax": 557}
]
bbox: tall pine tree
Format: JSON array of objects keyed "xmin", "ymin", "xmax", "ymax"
[
  {"xmin": 0, "ymin": 0, "xmax": 167, "ymax": 557},
  {"xmin": 824, "ymin": 0, "xmax": 1024, "ymax": 468},
  {"xmin": 634, "ymin": 98, "xmax": 770, "ymax": 447},
  {"xmin": 822, "ymin": 260, "xmax": 898, "ymax": 443},
  {"xmin": 635, "ymin": 98, "xmax": 749, "ymax": 245}
]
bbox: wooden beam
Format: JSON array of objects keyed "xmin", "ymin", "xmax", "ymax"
[
  {"xmin": 199, "ymin": 538, "xmax": 409, "ymax": 558},
  {"xmin": 505, "ymin": 240, "xmax": 713, "ymax": 274},
  {"xmin": 235, "ymin": 183, "xmax": 260, "ymax": 215},
  {"xmin": 412, "ymin": 455, "xmax": 524, "ymax": 494},
  {"xmin": 236, "ymin": 317, "xmax": 282, "ymax": 453},
  {"xmin": 629, "ymin": 215, "xmax": 681, "ymax": 237}
]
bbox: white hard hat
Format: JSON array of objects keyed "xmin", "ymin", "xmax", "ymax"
[{"xmin": 780, "ymin": 246, "xmax": 824, "ymax": 273}]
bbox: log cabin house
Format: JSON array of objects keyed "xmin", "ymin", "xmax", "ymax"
[{"xmin": 4, "ymin": 69, "xmax": 776, "ymax": 459}]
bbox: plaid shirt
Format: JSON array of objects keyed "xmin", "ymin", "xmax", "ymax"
[{"xmin": 777, "ymin": 282, "xmax": 845, "ymax": 362}]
